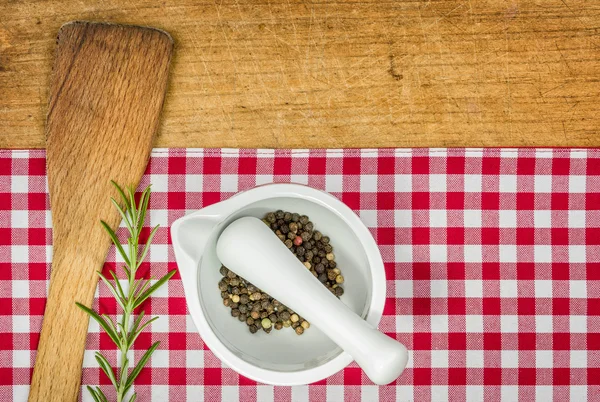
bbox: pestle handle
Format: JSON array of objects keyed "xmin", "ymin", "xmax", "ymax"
[{"xmin": 216, "ymin": 217, "xmax": 408, "ymax": 385}]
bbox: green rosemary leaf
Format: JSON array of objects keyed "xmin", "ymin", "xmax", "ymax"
[
  {"xmin": 129, "ymin": 393, "xmax": 138, "ymax": 402},
  {"xmin": 87, "ymin": 386, "xmax": 101, "ymax": 402},
  {"xmin": 133, "ymin": 270, "xmax": 177, "ymax": 309},
  {"xmin": 128, "ymin": 316, "xmax": 159, "ymax": 345},
  {"xmin": 97, "ymin": 272, "xmax": 125, "ymax": 308},
  {"xmin": 100, "ymin": 221, "xmax": 130, "ymax": 267},
  {"xmin": 109, "ymin": 270, "xmax": 126, "ymax": 300},
  {"xmin": 111, "ymin": 198, "xmax": 132, "ymax": 231},
  {"xmin": 111, "ymin": 180, "xmax": 130, "ymax": 210},
  {"xmin": 125, "ymin": 341, "xmax": 160, "ymax": 389},
  {"xmin": 137, "ymin": 225, "xmax": 159, "ymax": 268},
  {"xmin": 95, "ymin": 352, "xmax": 118, "ymax": 388},
  {"xmin": 76, "ymin": 302, "xmax": 119, "ymax": 345}
]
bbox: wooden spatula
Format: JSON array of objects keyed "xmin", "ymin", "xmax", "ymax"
[{"xmin": 29, "ymin": 22, "xmax": 173, "ymax": 402}]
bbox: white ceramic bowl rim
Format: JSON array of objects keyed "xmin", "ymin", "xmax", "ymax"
[{"xmin": 171, "ymin": 183, "xmax": 386, "ymax": 385}]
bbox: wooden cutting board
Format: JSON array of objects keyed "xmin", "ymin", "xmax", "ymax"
[{"xmin": 28, "ymin": 22, "xmax": 172, "ymax": 402}]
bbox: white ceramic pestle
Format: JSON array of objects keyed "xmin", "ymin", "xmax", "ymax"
[{"xmin": 216, "ymin": 216, "xmax": 409, "ymax": 385}]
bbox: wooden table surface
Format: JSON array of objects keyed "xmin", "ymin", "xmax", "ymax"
[{"xmin": 1, "ymin": 0, "xmax": 599, "ymax": 149}]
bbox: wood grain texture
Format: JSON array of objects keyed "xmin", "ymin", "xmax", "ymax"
[
  {"xmin": 29, "ymin": 22, "xmax": 172, "ymax": 402},
  {"xmin": 0, "ymin": 1, "xmax": 600, "ymax": 148}
]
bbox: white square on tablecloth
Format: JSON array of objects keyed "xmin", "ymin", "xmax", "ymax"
[
  {"xmin": 13, "ymin": 386, "xmax": 30, "ymax": 402},
  {"xmin": 465, "ymin": 386, "xmax": 484, "ymax": 402},
  {"xmin": 499, "ymin": 175, "xmax": 517, "ymax": 192},
  {"xmin": 501, "ymin": 350, "xmax": 519, "ymax": 368},
  {"xmin": 536, "ymin": 350, "xmax": 553, "ymax": 368},
  {"xmin": 12, "ymin": 280, "xmax": 29, "ymax": 298},
  {"xmin": 150, "ymin": 174, "xmax": 169, "ymax": 192},
  {"xmin": 150, "ymin": 314, "xmax": 170, "ymax": 332},
  {"xmin": 534, "ymin": 210, "xmax": 552, "ymax": 228},
  {"xmin": 257, "ymin": 386, "xmax": 274, "ymax": 401},
  {"xmin": 255, "ymin": 174, "xmax": 274, "ymax": 186},
  {"xmin": 150, "ymin": 349, "xmax": 169, "ymax": 368},
  {"xmin": 11, "ymin": 210, "xmax": 28, "ymax": 228},
  {"xmin": 569, "ymin": 175, "xmax": 586, "ymax": 193},
  {"xmin": 11, "ymin": 176, "xmax": 28, "ymax": 193},
  {"xmin": 430, "ymin": 350, "xmax": 449, "ymax": 368},
  {"xmin": 396, "ymin": 315, "xmax": 413, "ymax": 333},
  {"xmin": 221, "ymin": 386, "xmax": 239, "ymax": 402},
  {"xmin": 361, "ymin": 386, "xmax": 379, "ymax": 402},
  {"xmin": 13, "ymin": 350, "xmax": 30, "ymax": 368},
  {"xmin": 464, "ymin": 245, "xmax": 482, "ymax": 263},
  {"xmin": 535, "ymin": 280, "xmax": 553, "ymax": 298},
  {"xmin": 12, "ymin": 315, "xmax": 29, "ymax": 333},
  {"xmin": 430, "ymin": 280, "xmax": 448, "ymax": 298},
  {"xmin": 186, "ymin": 349, "xmax": 204, "ymax": 368},
  {"xmin": 430, "ymin": 245, "xmax": 447, "ymax": 263},
  {"xmin": 500, "ymin": 280, "xmax": 518, "ymax": 298},
  {"xmin": 83, "ymin": 350, "xmax": 97, "ymax": 368},
  {"xmin": 395, "ymin": 280, "xmax": 413, "ymax": 298},
  {"xmin": 501, "ymin": 386, "xmax": 519, "ymax": 401},
  {"xmin": 534, "ymin": 245, "xmax": 552, "ymax": 263},
  {"xmin": 499, "ymin": 210, "xmax": 517, "ymax": 228},
  {"xmin": 292, "ymin": 386, "xmax": 309, "ymax": 402},
  {"xmin": 326, "ymin": 386, "xmax": 344, "ymax": 401},
  {"xmin": 394, "ymin": 210, "xmax": 412, "ymax": 228},
  {"xmin": 570, "ymin": 316, "xmax": 587, "ymax": 333},
  {"xmin": 536, "ymin": 315, "xmax": 553, "ymax": 333},
  {"xmin": 501, "ymin": 315, "xmax": 519, "ymax": 333},
  {"xmin": 290, "ymin": 174, "xmax": 308, "ymax": 185},
  {"xmin": 220, "ymin": 175, "xmax": 238, "ymax": 192},
  {"xmin": 431, "ymin": 386, "xmax": 448, "ymax": 402},
  {"xmin": 570, "ymin": 350, "xmax": 587, "ymax": 368},
  {"xmin": 429, "ymin": 174, "xmax": 447, "ymax": 192},
  {"xmin": 186, "ymin": 386, "xmax": 204, "ymax": 402},
  {"xmin": 570, "ymin": 386, "xmax": 588, "ymax": 401},
  {"xmin": 394, "ymin": 174, "xmax": 412, "ymax": 192},
  {"xmin": 464, "ymin": 175, "xmax": 482, "ymax": 193},
  {"xmin": 535, "ymin": 386, "xmax": 553, "ymax": 402},
  {"xmin": 185, "ymin": 174, "xmax": 203, "ymax": 192},
  {"xmin": 325, "ymin": 175, "xmax": 343, "ymax": 193},
  {"xmin": 11, "ymin": 245, "xmax": 28, "ymax": 263},
  {"xmin": 395, "ymin": 245, "xmax": 413, "ymax": 263},
  {"xmin": 568, "ymin": 210, "xmax": 586, "ymax": 228},
  {"xmin": 149, "ymin": 209, "xmax": 169, "ymax": 228},
  {"xmin": 463, "ymin": 210, "xmax": 482, "ymax": 228},
  {"xmin": 151, "ymin": 244, "xmax": 169, "ymax": 263},
  {"xmin": 534, "ymin": 175, "xmax": 553, "ymax": 193},
  {"xmin": 359, "ymin": 210, "xmax": 377, "ymax": 228},
  {"xmin": 430, "ymin": 315, "xmax": 449, "ymax": 333},
  {"xmin": 466, "ymin": 350, "xmax": 484, "ymax": 368},
  {"xmin": 150, "ymin": 385, "xmax": 169, "ymax": 402},
  {"xmin": 429, "ymin": 210, "xmax": 447, "ymax": 228},
  {"xmin": 465, "ymin": 280, "xmax": 483, "ymax": 298},
  {"xmin": 569, "ymin": 245, "xmax": 586, "ymax": 263},
  {"xmin": 360, "ymin": 175, "xmax": 378, "ymax": 192},
  {"xmin": 465, "ymin": 315, "xmax": 484, "ymax": 332}
]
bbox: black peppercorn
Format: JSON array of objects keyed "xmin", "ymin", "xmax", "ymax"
[
  {"xmin": 335, "ymin": 287, "xmax": 344, "ymax": 297},
  {"xmin": 299, "ymin": 215, "xmax": 309, "ymax": 225},
  {"xmin": 281, "ymin": 225, "xmax": 289, "ymax": 234},
  {"xmin": 220, "ymin": 266, "xmax": 229, "ymax": 276},
  {"xmin": 318, "ymin": 273, "xmax": 327, "ymax": 283},
  {"xmin": 315, "ymin": 263, "xmax": 325, "ymax": 274},
  {"xmin": 305, "ymin": 222, "xmax": 314, "ymax": 232},
  {"xmin": 231, "ymin": 309, "xmax": 240, "ymax": 317},
  {"xmin": 276, "ymin": 210, "xmax": 284, "ymax": 219}
]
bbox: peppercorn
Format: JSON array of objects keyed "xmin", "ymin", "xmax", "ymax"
[
  {"xmin": 325, "ymin": 245, "xmax": 333, "ymax": 253},
  {"xmin": 289, "ymin": 222, "xmax": 298, "ymax": 233},
  {"xmin": 260, "ymin": 311, "xmax": 268, "ymax": 319},
  {"xmin": 318, "ymin": 273, "xmax": 327, "ymax": 283},
  {"xmin": 292, "ymin": 213, "xmax": 300, "ymax": 222},
  {"xmin": 313, "ymin": 256, "xmax": 321, "ymax": 264},
  {"xmin": 329, "ymin": 260, "xmax": 337, "ymax": 268},
  {"xmin": 238, "ymin": 304, "xmax": 248, "ymax": 314},
  {"xmin": 281, "ymin": 224, "xmax": 290, "ymax": 234},
  {"xmin": 246, "ymin": 317, "xmax": 255, "ymax": 326},
  {"xmin": 335, "ymin": 287, "xmax": 344, "ymax": 297},
  {"xmin": 336, "ymin": 275, "xmax": 344, "ymax": 284},
  {"xmin": 280, "ymin": 311, "xmax": 290, "ymax": 321},
  {"xmin": 231, "ymin": 302, "xmax": 239, "ymax": 309},
  {"xmin": 333, "ymin": 268, "xmax": 340, "ymax": 274},
  {"xmin": 287, "ymin": 232, "xmax": 295, "ymax": 240},
  {"xmin": 301, "ymin": 231, "xmax": 311, "ymax": 242},
  {"xmin": 269, "ymin": 313, "xmax": 277, "ymax": 323},
  {"xmin": 296, "ymin": 246, "xmax": 305, "ymax": 256},
  {"xmin": 304, "ymin": 242, "xmax": 313, "ymax": 251},
  {"xmin": 264, "ymin": 326, "xmax": 273, "ymax": 334},
  {"xmin": 322, "ymin": 236, "xmax": 330, "ymax": 244},
  {"xmin": 327, "ymin": 269, "xmax": 337, "ymax": 281},
  {"xmin": 220, "ymin": 266, "xmax": 229, "ymax": 276},
  {"xmin": 251, "ymin": 311, "xmax": 260, "ymax": 320},
  {"xmin": 294, "ymin": 236, "xmax": 303, "ymax": 246},
  {"xmin": 230, "ymin": 278, "xmax": 240, "ymax": 286},
  {"xmin": 223, "ymin": 298, "xmax": 231, "ymax": 307},
  {"xmin": 218, "ymin": 280, "xmax": 228, "ymax": 291},
  {"xmin": 275, "ymin": 322, "xmax": 283, "ymax": 330},
  {"xmin": 261, "ymin": 318, "xmax": 272, "ymax": 329},
  {"xmin": 221, "ymin": 291, "xmax": 229, "ymax": 299},
  {"xmin": 232, "ymin": 294, "xmax": 240, "ymax": 303},
  {"xmin": 240, "ymin": 294, "xmax": 249, "ymax": 304},
  {"xmin": 273, "ymin": 300, "xmax": 281, "ymax": 307},
  {"xmin": 292, "ymin": 321, "xmax": 300, "ymax": 329},
  {"xmin": 249, "ymin": 325, "xmax": 258, "ymax": 334},
  {"xmin": 250, "ymin": 292, "xmax": 261, "ymax": 301},
  {"xmin": 231, "ymin": 309, "xmax": 240, "ymax": 317},
  {"xmin": 303, "ymin": 262, "xmax": 311, "ymax": 269},
  {"xmin": 266, "ymin": 304, "xmax": 275, "ymax": 314},
  {"xmin": 290, "ymin": 313, "xmax": 299, "ymax": 323},
  {"xmin": 300, "ymin": 215, "xmax": 309, "ymax": 225},
  {"xmin": 305, "ymin": 222, "xmax": 314, "ymax": 232},
  {"xmin": 266, "ymin": 212, "xmax": 276, "ymax": 223},
  {"xmin": 283, "ymin": 320, "xmax": 291, "ymax": 328},
  {"xmin": 313, "ymin": 231, "xmax": 322, "ymax": 241},
  {"xmin": 276, "ymin": 210, "xmax": 284, "ymax": 219},
  {"xmin": 239, "ymin": 313, "xmax": 247, "ymax": 322},
  {"xmin": 271, "ymin": 222, "xmax": 279, "ymax": 230},
  {"xmin": 301, "ymin": 321, "xmax": 310, "ymax": 329},
  {"xmin": 284, "ymin": 212, "xmax": 292, "ymax": 222},
  {"xmin": 315, "ymin": 263, "xmax": 325, "ymax": 274},
  {"xmin": 232, "ymin": 287, "xmax": 240, "ymax": 295}
]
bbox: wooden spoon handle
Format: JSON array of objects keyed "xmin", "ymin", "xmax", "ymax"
[{"xmin": 29, "ymin": 22, "xmax": 172, "ymax": 402}]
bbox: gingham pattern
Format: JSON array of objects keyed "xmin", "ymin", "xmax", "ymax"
[{"xmin": 1, "ymin": 148, "xmax": 599, "ymax": 402}]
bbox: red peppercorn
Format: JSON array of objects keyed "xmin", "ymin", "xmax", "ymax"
[{"xmin": 294, "ymin": 236, "xmax": 303, "ymax": 246}]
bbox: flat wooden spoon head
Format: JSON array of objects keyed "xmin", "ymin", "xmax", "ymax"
[{"xmin": 29, "ymin": 22, "xmax": 172, "ymax": 402}]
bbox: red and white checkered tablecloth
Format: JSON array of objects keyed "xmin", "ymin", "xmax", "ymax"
[{"xmin": 1, "ymin": 148, "xmax": 599, "ymax": 402}]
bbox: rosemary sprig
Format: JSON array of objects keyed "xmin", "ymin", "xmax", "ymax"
[{"xmin": 77, "ymin": 181, "xmax": 176, "ymax": 402}]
